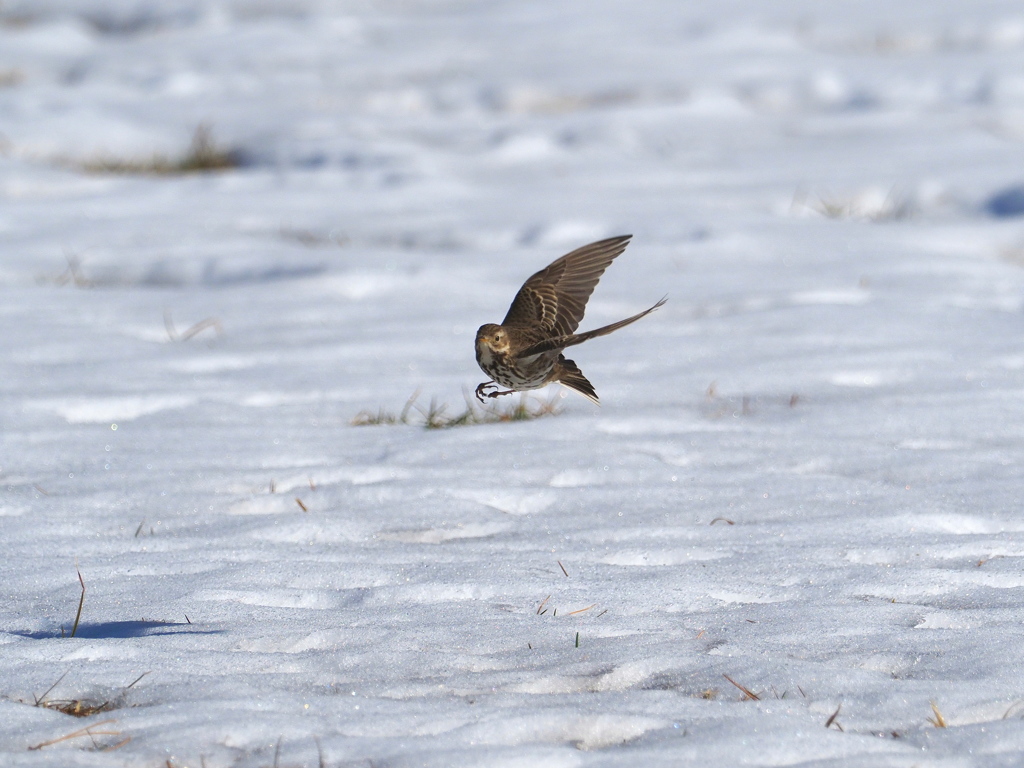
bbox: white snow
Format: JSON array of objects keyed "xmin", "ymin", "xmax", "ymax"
[{"xmin": 3, "ymin": 0, "xmax": 1024, "ymax": 765}]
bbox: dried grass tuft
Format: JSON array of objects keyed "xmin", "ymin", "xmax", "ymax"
[
  {"xmin": 77, "ymin": 124, "xmax": 238, "ymax": 176},
  {"xmin": 927, "ymin": 701, "xmax": 948, "ymax": 728},
  {"xmin": 353, "ymin": 390, "xmax": 562, "ymax": 429},
  {"xmin": 33, "ymin": 671, "xmax": 148, "ymax": 719}
]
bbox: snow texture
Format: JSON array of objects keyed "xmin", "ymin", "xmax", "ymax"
[{"xmin": 3, "ymin": 0, "xmax": 1024, "ymax": 765}]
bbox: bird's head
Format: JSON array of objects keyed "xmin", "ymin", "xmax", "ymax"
[{"xmin": 475, "ymin": 324, "xmax": 510, "ymax": 356}]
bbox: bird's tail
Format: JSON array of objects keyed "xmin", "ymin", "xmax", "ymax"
[
  {"xmin": 555, "ymin": 356, "xmax": 599, "ymax": 404},
  {"xmin": 518, "ymin": 297, "xmax": 666, "ymax": 358}
]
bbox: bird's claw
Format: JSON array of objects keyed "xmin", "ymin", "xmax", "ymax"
[
  {"xmin": 475, "ymin": 382, "xmax": 514, "ymax": 402},
  {"xmin": 475, "ymin": 381, "xmax": 496, "ymax": 402}
]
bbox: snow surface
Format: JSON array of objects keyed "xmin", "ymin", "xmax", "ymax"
[{"xmin": 3, "ymin": 0, "xmax": 1024, "ymax": 765}]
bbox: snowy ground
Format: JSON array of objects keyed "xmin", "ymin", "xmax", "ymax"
[{"xmin": 3, "ymin": 1, "xmax": 1024, "ymax": 765}]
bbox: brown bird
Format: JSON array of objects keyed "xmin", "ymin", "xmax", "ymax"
[{"xmin": 475, "ymin": 235, "xmax": 665, "ymax": 404}]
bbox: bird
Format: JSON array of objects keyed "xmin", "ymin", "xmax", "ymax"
[{"xmin": 474, "ymin": 235, "xmax": 665, "ymax": 404}]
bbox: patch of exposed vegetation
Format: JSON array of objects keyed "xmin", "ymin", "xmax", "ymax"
[
  {"xmin": 77, "ymin": 124, "xmax": 239, "ymax": 175},
  {"xmin": 353, "ymin": 391, "xmax": 563, "ymax": 429},
  {"xmin": 30, "ymin": 670, "xmax": 148, "ymax": 718},
  {"xmin": 790, "ymin": 185, "xmax": 918, "ymax": 222}
]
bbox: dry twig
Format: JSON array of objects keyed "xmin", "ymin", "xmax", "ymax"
[
  {"xmin": 28, "ymin": 719, "xmax": 121, "ymax": 751},
  {"xmin": 722, "ymin": 674, "xmax": 760, "ymax": 701}
]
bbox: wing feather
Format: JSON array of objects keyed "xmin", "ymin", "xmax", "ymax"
[
  {"xmin": 516, "ymin": 296, "xmax": 666, "ymax": 359},
  {"xmin": 501, "ymin": 235, "xmax": 632, "ymax": 336}
]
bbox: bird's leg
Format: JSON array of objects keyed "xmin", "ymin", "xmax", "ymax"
[{"xmin": 475, "ymin": 381, "xmax": 515, "ymax": 402}]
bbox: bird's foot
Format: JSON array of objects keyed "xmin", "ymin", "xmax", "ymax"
[
  {"xmin": 475, "ymin": 381, "xmax": 515, "ymax": 402},
  {"xmin": 475, "ymin": 381, "xmax": 497, "ymax": 402}
]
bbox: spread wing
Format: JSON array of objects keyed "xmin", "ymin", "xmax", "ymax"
[{"xmin": 501, "ymin": 235, "xmax": 632, "ymax": 337}]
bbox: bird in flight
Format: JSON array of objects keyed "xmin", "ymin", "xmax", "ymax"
[{"xmin": 474, "ymin": 235, "xmax": 665, "ymax": 404}]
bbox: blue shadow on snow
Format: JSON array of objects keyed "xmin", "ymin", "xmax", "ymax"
[
  {"xmin": 985, "ymin": 185, "xmax": 1024, "ymax": 218},
  {"xmin": 10, "ymin": 620, "xmax": 223, "ymax": 640}
]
